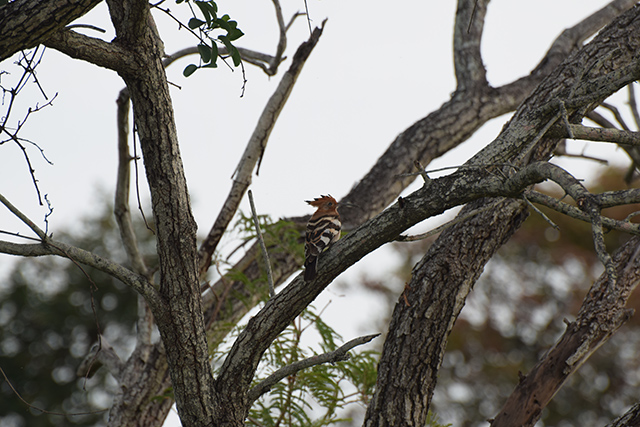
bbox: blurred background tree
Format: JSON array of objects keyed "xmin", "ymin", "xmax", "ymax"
[{"xmin": 0, "ymin": 202, "xmax": 151, "ymax": 427}]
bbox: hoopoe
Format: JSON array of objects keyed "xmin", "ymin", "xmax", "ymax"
[{"xmin": 304, "ymin": 195, "xmax": 341, "ymax": 281}]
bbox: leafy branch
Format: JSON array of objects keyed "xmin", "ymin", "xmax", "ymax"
[{"xmin": 172, "ymin": 0, "xmax": 244, "ymax": 76}]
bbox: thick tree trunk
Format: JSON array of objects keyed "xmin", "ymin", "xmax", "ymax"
[
  {"xmin": 364, "ymin": 199, "xmax": 528, "ymax": 426},
  {"xmin": 104, "ymin": 1, "xmax": 217, "ymax": 425}
]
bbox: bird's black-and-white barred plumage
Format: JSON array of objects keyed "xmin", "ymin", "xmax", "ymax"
[{"xmin": 304, "ymin": 195, "xmax": 341, "ymax": 281}]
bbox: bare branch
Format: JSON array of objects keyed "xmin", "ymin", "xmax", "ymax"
[
  {"xmin": 605, "ymin": 402, "xmax": 640, "ymax": 427},
  {"xmin": 0, "ymin": 239, "xmax": 159, "ymax": 306},
  {"xmin": 114, "ymin": 88, "xmax": 150, "ymax": 277},
  {"xmin": 524, "ymin": 190, "xmax": 640, "ymax": 235},
  {"xmin": 550, "ymin": 123, "xmax": 640, "ymax": 146},
  {"xmin": 43, "ymin": 28, "xmax": 137, "ymax": 74},
  {"xmin": 268, "ymin": 0, "xmax": 287, "ymax": 75},
  {"xmin": 453, "ymin": 0, "xmax": 489, "ymax": 89},
  {"xmin": 161, "ymin": 45, "xmax": 277, "ymax": 71},
  {"xmin": 246, "ymin": 333, "xmax": 380, "ymax": 405},
  {"xmin": 0, "ymin": 193, "xmax": 47, "ymax": 240},
  {"xmin": 492, "ymin": 236, "xmax": 640, "ymax": 427},
  {"xmin": 248, "ymin": 190, "xmax": 275, "ymax": 298},
  {"xmin": 197, "ymin": 23, "xmax": 326, "ymax": 278},
  {"xmin": 0, "ymin": 0, "xmax": 102, "ymax": 61}
]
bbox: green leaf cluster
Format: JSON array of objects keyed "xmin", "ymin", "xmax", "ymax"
[
  {"xmin": 176, "ymin": 0, "xmax": 244, "ymax": 76},
  {"xmin": 235, "ymin": 212, "xmax": 305, "ymax": 262},
  {"xmin": 247, "ymin": 308, "xmax": 380, "ymax": 426}
]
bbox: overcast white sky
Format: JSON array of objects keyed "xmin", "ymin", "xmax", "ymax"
[{"xmin": 0, "ymin": 1, "xmax": 634, "ymax": 425}]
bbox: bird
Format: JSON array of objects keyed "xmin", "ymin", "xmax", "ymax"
[{"xmin": 304, "ymin": 195, "xmax": 341, "ymax": 281}]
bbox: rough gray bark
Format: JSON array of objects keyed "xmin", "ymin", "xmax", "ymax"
[
  {"xmin": 0, "ymin": 0, "xmax": 101, "ymax": 62},
  {"xmin": 2, "ymin": 0, "xmax": 640, "ymax": 426},
  {"xmin": 364, "ymin": 199, "xmax": 528, "ymax": 426},
  {"xmin": 363, "ymin": 2, "xmax": 640, "ymax": 425},
  {"xmin": 103, "ymin": 0, "xmax": 218, "ymax": 425}
]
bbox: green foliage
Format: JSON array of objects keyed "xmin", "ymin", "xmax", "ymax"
[
  {"xmin": 235, "ymin": 211, "xmax": 305, "ymax": 262},
  {"xmin": 244, "ymin": 307, "xmax": 380, "ymax": 426},
  {"xmin": 176, "ymin": 0, "xmax": 244, "ymax": 76},
  {"xmin": 226, "ymin": 212, "xmax": 382, "ymax": 424}
]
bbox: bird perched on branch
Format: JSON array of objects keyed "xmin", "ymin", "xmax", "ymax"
[{"xmin": 304, "ymin": 195, "xmax": 341, "ymax": 281}]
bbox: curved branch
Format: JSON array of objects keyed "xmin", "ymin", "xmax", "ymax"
[
  {"xmin": 43, "ymin": 28, "xmax": 137, "ymax": 73},
  {"xmin": 0, "ymin": 239, "xmax": 159, "ymax": 307}
]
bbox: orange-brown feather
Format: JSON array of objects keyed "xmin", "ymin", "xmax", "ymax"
[{"xmin": 304, "ymin": 195, "xmax": 341, "ymax": 281}]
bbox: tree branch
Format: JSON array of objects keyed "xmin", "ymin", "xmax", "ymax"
[
  {"xmin": 605, "ymin": 402, "xmax": 640, "ymax": 427},
  {"xmin": 492, "ymin": 236, "xmax": 640, "ymax": 427},
  {"xmin": 196, "ymin": 22, "xmax": 326, "ymax": 278},
  {"xmin": 365, "ymin": 4, "xmax": 640, "ymax": 425},
  {"xmin": 246, "ymin": 333, "xmax": 380, "ymax": 405},
  {"xmin": 524, "ymin": 190, "xmax": 640, "ymax": 235},
  {"xmin": 0, "ymin": 239, "xmax": 159, "ymax": 307},
  {"xmin": 114, "ymin": 88, "xmax": 150, "ymax": 277},
  {"xmin": 197, "ymin": 1, "xmax": 638, "ymax": 343},
  {"xmin": 43, "ymin": 28, "xmax": 137, "ymax": 74},
  {"xmin": 0, "ymin": 0, "xmax": 102, "ymax": 62},
  {"xmin": 0, "ymin": 192, "xmax": 47, "ymax": 240},
  {"xmin": 453, "ymin": 0, "xmax": 489, "ymax": 89},
  {"xmin": 550, "ymin": 122, "xmax": 640, "ymax": 146}
]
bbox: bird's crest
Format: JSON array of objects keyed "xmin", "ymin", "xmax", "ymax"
[{"xmin": 306, "ymin": 194, "xmax": 337, "ymax": 208}]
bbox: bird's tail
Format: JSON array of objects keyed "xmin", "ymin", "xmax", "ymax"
[{"xmin": 304, "ymin": 256, "xmax": 318, "ymax": 281}]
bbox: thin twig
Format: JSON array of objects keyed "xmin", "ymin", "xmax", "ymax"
[
  {"xmin": 302, "ymin": 0, "xmax": 312, "ymax": 34},
  {"xmin": 0, "ymin": 365, "xmax": 108, "ymax": 416},
  {"xmin": 246, "ymin": 333, "xmax": 380, "ymax": 405},
  {"xmin": 523, "ymin": 193, "xmax": 559, "ymax": 229},
  {"xmin": 248, "ymin": 190, "xmax": 275, "ymax": 298},
  {"xmin": 524, "ymin": 190, "xmax": 640, "ymax": 235},
  {"xmin": 395, "ymin": 163, "xmax": 518, "ymax": 179}
]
